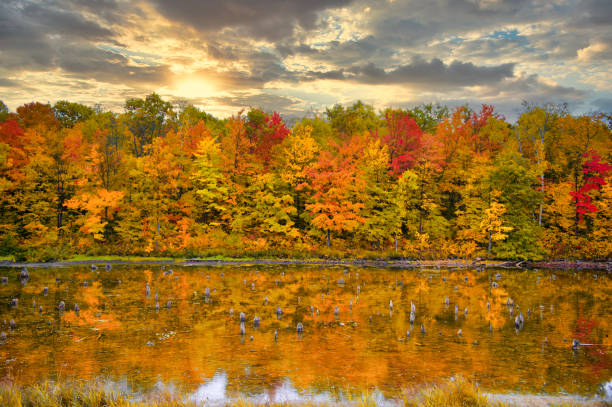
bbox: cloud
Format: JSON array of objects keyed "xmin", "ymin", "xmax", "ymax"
[
  {"xmin": 577, "ymin": 41, "xmax": 612, "ymax": 62},
  {"xmin": 308, "ymin": 58, "xmax": 515, "ymax": 89},
  {"xmin": 210, "ymin": 92, "xmax": 299, "ymax": 111},
  {"xmin": 573, "ymin": 0, "xmax": 612, "ymax": 26},
  {"xmin": 0, "ymin": 0, "xmax": 607, "ymax": 120},
  {"xmin": 0, "ymin": 78, "xmax": 21, "ymax": 87},
  {"xmin": 55, "ymin": 44, "xmax": 172, "ymax": 85},
  {"xmin": 21, "ymin": 2, "xmax": 115, "ymax": 40},
  {"xmin": 0, "ymin": 0, "xmax": 123, "ymax": 71},
  {"xmin": 592, "ymin": 98, "xmax": 612, "ymax": 113},
  {"xmin": 466, "ymin": 73, "xmax": 587, "ymax": 105},
  {"xmin": 285, "ymin": 35, "xmax": 396, "ymax": 67},
  {"xmin": 148, "ymin": 0, "xmax": 355, "ymax": 41}
]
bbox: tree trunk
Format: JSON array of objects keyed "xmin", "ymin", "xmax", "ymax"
[
  {"xmin": 418, "ymin": 179, "xmax": 424, "ymax": 234},
  {"xmin": 327, "ymin": 230, "xmax": 330, "ymax": 247},
  {"xmin": 539, "ymin": 173, "xmax": 544, "ymax": 227},
  {"xmin": 155, "ymin": 221, "xmax": 160, "ymax": 252},
  {"xmin": 537, "ymin": 120, "xmax": 548, "ymax": 227},
  {"xmin": 487, "ymin": 189, "xmax": 492, "ymax": 256},
  {"xmin": 574, "ymin": 168, "xmax": 580, "ymax": 237}
]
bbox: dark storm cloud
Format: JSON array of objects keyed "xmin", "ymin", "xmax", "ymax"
[
  {"xmin": 0, "ymin": 0, "xmax": 121, "ymax": 71},
  {"xmin": 368, "ymin": 0, "xmax": 536, "ymax": 43},
  {"xmin": 574, "ymin": 0, "xmax": 612, "ymax": 26},
  {"xmin": 0, "ymin": 2, "xmax": 55, "ymax": 70},
  {"xmin": 194, "ymin": 48, "xmax": 305, "ymax": 89},
  {"xmin": 275, "ymin": 43, "xmax": 320, "ymax": 58},
  {"xmin": 207, "ymin": 44, "xmax": 238, "ymax": 61},
  {"xmin": 64, "ymin": 0, "xmax": 119, "ymax": 11},
  {"xmin": 276, "ymin": 36, "xmax": 396, "ymax": 67},
  {"xmin": 21, "ymin": 2, "xmax": 114, "ymax": 40},
  {"xmin": 148, "ymin": 0, "xmax": 355, "ymax": 40},
  {"xmin": 0, "ymin": 0, "xmax": 169, "ymax": 90},
  {"xmin": 319, "ymin": 59, "xmax": 515, "ymax": 88},
  {"xmin": 211, "ymin": 93, "xmax": 298, "ymax": 111},
  {"xmin": 56, "ymin": 44, "xmax": 171, "ymax": 85},
  {"xmin": 501, "ymin": 74, "xmax": 586, "ymax": 100}
]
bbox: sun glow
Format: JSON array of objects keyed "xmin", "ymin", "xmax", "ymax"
[{"xmin": 173, "ymin": 78, "xmax": 218, "ymax": 99}]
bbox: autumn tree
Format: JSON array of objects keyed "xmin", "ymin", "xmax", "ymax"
[
  {"xmin": 231, "ymin": 173, "xmax": 301, "ymax": 248},
  {"xmin": 517, "ymin": 103, "xmax": 567, "ymax": 227},
  {"xmin": 245, "ymin": 110, "xmax": 288, "ymax": 164},
  {"xmin": 407, "ymin": 103, "xmax": 449, "ymax": 133},
  {"xmin": 124, "ymin": 93, "xmax": 174, "ymax": 157},
  {"xmin": 570, "ymin": 151, "xmax": 611, "ymax": 228},
  {"xmin": 489, "ymin": 151, "xmax": 543, "ymax": 259},
  {"xmin": 192, "ymin": 131, "xmax": 230, "ymax": 227},
  {"xmin": 0, "ymin": 101, "xmax": 8, "ymax": 122},
  {"xmin": 357, "ymin": 137, "xmax": 401, "ymax": 249},
  {"xmin": 380, "ymin": 109, "xmax": 423, "ymax": 175},
  {"xmin": 307, "ymin": 137, "xmax": 366, "ymax": 247},
  {"xmin": 53, "ymin": 100, "xmax": 94, "ymax": 128},
  {"xmin": 326, "ymin": 101, "xmax": 379, "ymax": 137},
  {"xmin": 274, "ymin": 123, "xmax": 320, "ymax": 230}
]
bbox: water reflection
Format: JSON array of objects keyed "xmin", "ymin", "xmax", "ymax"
[
  {"xmin": 0, "ymin": 264, "xmax": 610, "ymax": 400},
  {"xmin": 191, "ymin": 371, "xmax": 227, "ymax": 404}
]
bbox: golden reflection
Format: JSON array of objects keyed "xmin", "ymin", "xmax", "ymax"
[{"xmin": 0, "ymin": 265, "xmax": 610, "ymax": 397}]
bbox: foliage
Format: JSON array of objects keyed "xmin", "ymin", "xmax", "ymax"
[
  {"xmin": 53, "ymin": 100, "xmax": 95, "ymax": 128},
  {"xmin": 0, "ymin": 95, "xmax": 610, "ymax": 260}
]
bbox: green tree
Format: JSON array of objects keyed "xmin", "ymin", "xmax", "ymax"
[
  {"xmin": 0, "ymin": 101, "xmax": 8, "ymax": 123},
  {"xmin": 325, "ymin": 101, "xmax": 379, "ymax": 137},
  {"xmin": 124, "ymin": 93, "xmax": 174, "ymax": 157},
  {"xmin": 489, "ymin": 151, "xmax": 543, "ymax": 259},
  {"xmin": 53, "ymin": 100, "xmax": 94, "ymax": 128},
  {"xmin": 407, "ymin": 103, "xmax": 449, "ymax": 133}
]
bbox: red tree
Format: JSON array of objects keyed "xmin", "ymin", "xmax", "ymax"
[
  {"xmin": 381, "ymin": 110, "xmax": 422, "ymax": 175},
  {"xmin": 570, "ymin": 150, "xmax": 611, "ymax": 223}
]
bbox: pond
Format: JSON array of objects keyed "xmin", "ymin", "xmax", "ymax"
[{"xmin": 0, "ymin": 264, "xmax": 611, "ymax": 403}]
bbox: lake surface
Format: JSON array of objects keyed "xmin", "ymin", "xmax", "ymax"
[{"xmin": 1, "ymin": 264, "xmax": 611, "ymax": 403}]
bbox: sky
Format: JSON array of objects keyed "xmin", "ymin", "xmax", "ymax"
[{"xmin": 0, "ymin": 0, "xmax": 610, "ymax": 121}]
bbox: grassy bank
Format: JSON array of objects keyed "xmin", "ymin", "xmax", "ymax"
[
  {"xmin": 1, "ymin": 255, "xmax": 610, "ymax": 271},
  {"xmin": 0, "ymin": 378, "xmax": 607, "ymax": 407}
]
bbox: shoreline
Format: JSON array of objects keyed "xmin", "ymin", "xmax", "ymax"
[
  {"xmin": 0, "ymin": 378, "xmax": 609, "ymax": 407},
  {"xmin": 0, "ymin": 257, "xmax": 610, "ymax": 270}
]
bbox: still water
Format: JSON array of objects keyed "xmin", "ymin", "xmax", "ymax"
[{"xmin": 0, "ymin": 264, "xmax": 610, "ymax": 402}]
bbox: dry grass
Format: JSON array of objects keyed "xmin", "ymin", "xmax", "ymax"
[
  {"xmin": 0, "ymin": 380, "xmax": 196, "ymax": 407},
  {"xmin": 402, "ymin": 376, "xmax": 503, "ymax": 407},
  {"xmin": 0, "ymin": 377, "xmax": 606, "ymax": 407}
]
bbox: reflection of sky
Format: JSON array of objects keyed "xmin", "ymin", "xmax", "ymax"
[
  {"xmin": 189, "ymin": 373, "xmax": 393, "ymax": 406},
  {"xmin": 604, "ymin": 378, "xmax": 612, "ymax": 402},
  {"xmin": 122, "ymin": 372, "xmax": 612, "ymax": 405},
  {"xmin": 191, "ymin": 371, "xmax": 227, "ymax": 405}
]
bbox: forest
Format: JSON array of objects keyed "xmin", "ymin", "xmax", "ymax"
[{"xmin": 0, "ymin": 95, "xmax": 610, "ymax": 262}]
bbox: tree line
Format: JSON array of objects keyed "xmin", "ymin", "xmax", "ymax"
[{"xmin": 0, "ymin": 95, "xmax": 610, "ymax": 261}]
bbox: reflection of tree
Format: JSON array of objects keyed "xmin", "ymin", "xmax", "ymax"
[{"xmin": 0, "ymin": 265, "xmax": 609, "ymax": 397}]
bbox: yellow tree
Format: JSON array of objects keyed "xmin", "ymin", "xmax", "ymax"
[
  {"xmin": 65, "ymin": 189, "xmax": 124, "ymax": 248},
  {"xmin": 357, "ymin": 137, "xmax": 401, "ymax": 250},
  {"xmin": 275, "ymin": 124, "xmax": 320, "ymax": 229},
  {"xmin": 192, "ymin": 131, "xmax": 231, "ymax": 227},
  {"xmin": 231, "ymin": 173, "xmax": 300, "ymax": 248},
  {"xmin": 479, "ymin": 196, "xmax": 513, "ymax": 252}
]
